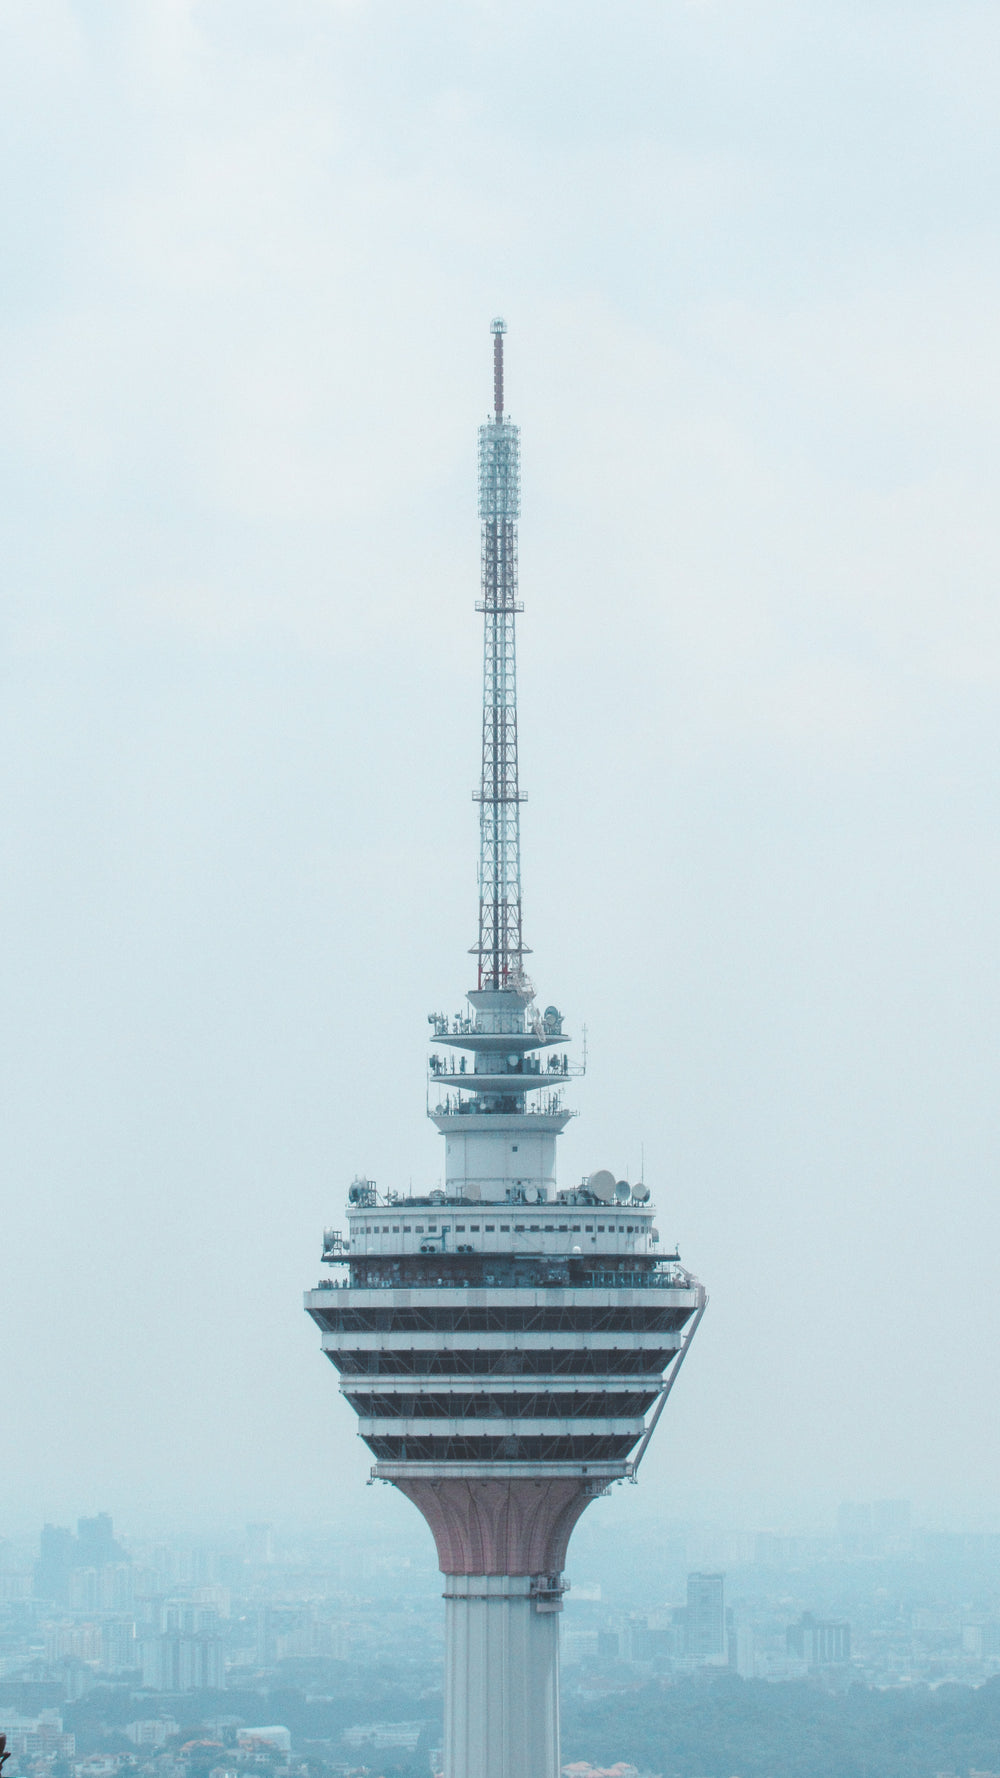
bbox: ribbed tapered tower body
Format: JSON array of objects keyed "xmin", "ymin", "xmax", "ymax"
[{"xmin": 305, "ymin": 323, "xmax": 705, "ymax": 1778}]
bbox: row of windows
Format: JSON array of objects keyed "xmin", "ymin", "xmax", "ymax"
[
  {"xmin": 361, "ymin": 1223, "xmax": 645, "ymax": 1235},
  {"xmin": 331, "ymin": 1349, "xmax": 672, "ymax": 1377},
  {"xmin": 344, "ymin": 1391, "xmax": 657, "ymax": 1418},
  {"xmin": 317, "ymin": 1306, "xmax": 691, "ymax": 1334},
  {"xmin": 365, "ymin": 1434, "xmax": 638, "ymax": 1462},
  {"xmin": 346, "ymin": 1263, "xmax": 659, "ymax": 1288}
]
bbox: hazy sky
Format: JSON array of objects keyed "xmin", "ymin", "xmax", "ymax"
[{"xmin": 3, "ymin": 0, "xmax": 1000, "ymax": 1541}]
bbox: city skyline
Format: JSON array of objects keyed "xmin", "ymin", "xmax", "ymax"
[{"xmin": 6, "ymin": 1499, "xmax": 1000, "ymax": 1695}]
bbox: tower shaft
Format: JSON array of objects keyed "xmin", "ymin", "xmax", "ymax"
[{"xmin": 444, "ymin": 1576, "xmax": 559, "ymax": 1778}]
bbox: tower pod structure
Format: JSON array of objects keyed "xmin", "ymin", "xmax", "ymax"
[{"xmin": 305, "ymin": 321, "xmax": 706, "ymax": 1778}]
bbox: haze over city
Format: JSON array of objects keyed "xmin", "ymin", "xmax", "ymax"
[{"xmin": 3, "ymin": 0, "xmax": 1000, "ymax": 1549}]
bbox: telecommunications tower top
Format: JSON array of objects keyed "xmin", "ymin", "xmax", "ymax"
[{"xmin": 307, "ymin": 321, "xmax": 705, "ymax": 1778}]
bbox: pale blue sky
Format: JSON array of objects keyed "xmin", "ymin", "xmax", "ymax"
[{"xmin": 2, "ymin": 0, "xmax": 1000, "ymax": 1534}]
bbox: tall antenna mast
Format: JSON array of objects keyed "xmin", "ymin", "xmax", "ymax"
[{"xmin": 474, "ymin": 318, "xmax": 528, "ymax": 991}]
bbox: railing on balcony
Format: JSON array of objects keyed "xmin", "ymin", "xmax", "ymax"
[{"xmin": 313, "ymin": 1263, "xmax": 694, "ymax": 1293}]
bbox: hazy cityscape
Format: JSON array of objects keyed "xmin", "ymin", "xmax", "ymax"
[
  {"xmin": 4, "ymin": 1504, "xmax": 1000, "ymax": 1778},
  {"xmin": 5, "ymin": 6, "xmax": 1000, "ymax": 1778}
]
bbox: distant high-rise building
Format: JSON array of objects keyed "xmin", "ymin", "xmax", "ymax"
[
  {"xmin": 43, "ymin": 1623, "xmax": 102, "ymax": 1664},
  {"xmin": 306, "ymin": 322, "xmax": 706, "ymax": 1778},
  {"xmin": 68, "ymin": 1562, "xmax": 133, "ymax": 1614},
  {"xmin": 34, "ymin": 1515, "xmax": 128, "ymax": 1605},
  {"xmin": 34, "ymin": 1526, "xmax": 75, "ymax": 1603},
  {"xmin": 728, "ymin": 1623, "xmax": 757, "ymax": 1677},
  {"xmin": 837, "ymin": 1502, "xmax": 872, "ymax": 1543},
  {"xmin": 101, "ymin": 1618, "xmax": 138, "ymax": 1674},
  {"xmin": 786, "ymin": 1611, "xmax": 851, "ymax": 1667},
  {"xmin": 962, "ymin": 1621, "xmax": 1000, "ymax": 1659},
  {"xmin": 161, "ymin": 1600, "xmax": 220, "ymax": 1636},
  {"xmin": 754, "ymin": 1532, "xmax": 806, "ymax": 1567},
  {"xmin": 625, "ymin": 1619, "xmax": 675, "ymax": 1664},
  {"xmin": 76, "ymin": 1514, "xmax": 125, "ymax": 1568},
  {"xmin": 871, "ymin": 1500, "xmax": 911, "ymax": 1541},
  {"xmin": 140, "ymin": 1625, "xmax": 225, "ymax": 1692},
  {"xmin": 686, "ymin": 1574, "xmax": 726, "ymax": 1661},
  {"xmin": 246, "ymin": 1523, "xmax": 275, "ymax": 1566},
  {"xmin": 838, "ymin": 1499, "xmax": 912, "ymax": 1553},
  {"xmin": 125, "ymin": 1720, "xmax": 180, "ymax": 1749}
]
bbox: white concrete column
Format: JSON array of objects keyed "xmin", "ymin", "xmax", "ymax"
[{"xmin": 444, "ymin": 1574, "xmax": 562, "ymax": 1778}]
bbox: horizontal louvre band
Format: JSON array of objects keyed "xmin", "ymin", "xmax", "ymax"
[
  {"xmin": 346, "ymin": 1392, "xmax": 656, "ymax": 1418},
  {"xmin": 358, "ymin": 1416, "xmax": 645, "ymax": 1437},
  {"xmin": 319, "ymin": 1330, "xmax": 680, "ymax": 1353},
  {"xmin": 314, "ymin": 1306, "xmax": 690, "ymax": 1334},
  {"xmin": 364, "ymin": 1434, "xmax": 638, "ymax": 1461},
  {"xmin": 330, "ymin": 1349, "xmax": 674, "ymax": 1376}
]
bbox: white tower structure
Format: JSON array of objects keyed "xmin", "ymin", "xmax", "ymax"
[{"xmin": 306, "ymin": 321, "xmax": 705, "ymax": 1778}]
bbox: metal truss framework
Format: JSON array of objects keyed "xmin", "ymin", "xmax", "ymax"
[{"xmin": 474, "ymin": 319, "xmax": 527, "ymax": 990}]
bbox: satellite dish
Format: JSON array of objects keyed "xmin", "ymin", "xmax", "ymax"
[
  {"xmin": 614, "ymin": 1180, "xmax": 630, "ymax": 1202},
  {"xmin": 632, "ymin": 1183, "xmax": 650, "ymax": 1203},
  {"xmin": 465, "ymin": 1183, "xmax": 481, "ymax": 1202},
  {"xmin": 587, "ymin": 1169, "xmax": 615, "ymax": 1202},
  {"xmin": 525, "ymin": 1185, "xmax": 539, "ymax": 1203}
]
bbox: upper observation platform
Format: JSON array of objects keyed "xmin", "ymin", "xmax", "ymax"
[
  {"xmin": 428, "ymin": 986, "xmax": 581, "ymax": 1195},
  {"xmin": 305, "ymin": 1172, "xmax": 702, "ymax": 1485}
]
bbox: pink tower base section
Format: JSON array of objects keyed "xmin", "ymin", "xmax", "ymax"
[{"xmin": 391, "ymin": 1475, "xmax": 599, "ymax": 1575}]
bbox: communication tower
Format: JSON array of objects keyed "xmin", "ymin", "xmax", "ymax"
[{"xmin": 305, "ymin": 321, "xmax": 705, "ymax": 1778}]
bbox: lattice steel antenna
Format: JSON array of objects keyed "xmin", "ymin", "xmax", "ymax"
[{"xmin": 474, "ymin": 318, "xmax": 528, "ymax": 992}]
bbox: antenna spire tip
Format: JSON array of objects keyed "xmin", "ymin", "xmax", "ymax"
[{"xmin": 491, "ymin": 316, "xmax": 507, "ymax": 335}]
